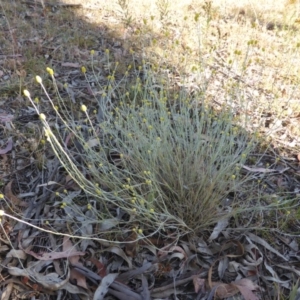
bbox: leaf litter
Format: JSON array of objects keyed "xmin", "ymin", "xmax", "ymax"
[{"xmin": 1, "ymin": 155, "xmax": 300, "ymax": 298}]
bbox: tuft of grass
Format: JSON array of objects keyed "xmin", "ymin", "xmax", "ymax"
[{"xmin": 25, "ymin": 62, "xmax": 257, "ymax": 240}]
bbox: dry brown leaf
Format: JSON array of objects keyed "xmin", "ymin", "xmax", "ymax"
[
  {"xmin": 79, "ymin": 220, "xmax": 95, "ymax": 252},
  {"xmin": 8, "ymin": 266, "xmax": 70, "ymax": 291},
  {"xmin": 104, "ymin": 246, "xmax": 132, "ymax": 268},
  {"xmin": 124, "ymin": 231, "xmax": 138, "ymax": 257},
  {"xmin": 209, "ymin": 218, "xmax": 229, "ymax": 242},
  {"xmin": 192, "ymin": 275, "xmax": 206, "ymax": 293},
  {"xmin": 232, "ymin": 279, "xmax": 259, "ymax": 300},
  {"xmin": 218, "ymin": 256, "xmax": 229, "ymax": 279},
  {"xmin": 6, "ymin": 249, "xmax": 26, "ymax": 260},
  {"xmin": 63, "ymin": 237, "xmax": 87, "ymax": 289},
  {"xmin": 1, "ymin": 282, "xmax": 14, "ymax": 300},
  {"xmin": 93, "ymin": 273, "xmax": 118, "ymax": 300},
  {"xmin": 157, "ymin": 244, "xmax": 185, "ymax": 259},
  {"xmin": 211, "ymin": 282, "xmax": 239, "ymax": 299},
  {"xmin": 4, "ymin": 181, "xmax": 28, "ymax": 207},
  {"xmin": 62, "ymin": 282, "xmax": 90, "ymax": 299},
  {"xmin": 246, "ymin": 233, "xmax": 288, "ymax": 261},
  {"xmin": 117, "ymin": 262, "xmax": 152, "ymax": 283},
  {"xmin": 24, "ymin": 248, "xmax": 85, "ymax": 261},
  {"xmin": 89, "ymin": 257, "xmax": 107, "ymax": 278}
]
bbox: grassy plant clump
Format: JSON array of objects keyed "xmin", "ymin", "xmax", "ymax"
[{"xmin": 26, "ymin": 65, "xmax": 256, "ymax": 240}]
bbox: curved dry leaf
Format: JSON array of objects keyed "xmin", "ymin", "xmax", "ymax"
[
  {"xmin": 63, "ymin": 282, "xmax": 90, "ymax": 299},
  {"xmin": 40, "ymin": 272, "xmax": 70, "ymax": 291},
  {"xmin": 63, "ymin": 237, "xmax": 87, "ymax": 289},
  {"xmin": 192, "ymin": 276, "xmax": 205, "ymax": 293},
  {"xmin": 246, "ymin": 233, "xmax": 288, "ymax": 261},
  {"xmin": 243, "ymin": 244, "xmax": 263, "ymax": 267},
  {"xmin": 99, "ymin": 218, "xmax": 120, "ymax": 231},
  {"xmin": 218, "ymin": 256, "xmax": 229, "ymax": 280},
  {"xmin": 104, "ymin": 246, "xmax": 132, "ymax": 269},
  {"xmin": 93, "ymin": 273, "xmax": 118, "ymax": 300},
  {"xmin": 264, "ymin": 260, "xmax": 279, "ymax": 280},
  {"xmin": 196, "ymin": 239, "xmax": 213, "ymax": 255},
  {"xmin": 243, "ymin": 255, "xmax": 263, "ymax": 267},
  {"xmin": 61, "ymin": 191, "xmax": 82, "ymax": 204},
  {"xmin": 209, "ymin": 282, "xmax": 239, "ymax": 299},
  {"xmin": 62, "ymin": 237, "xmax": 79, "ymax": 263},
  {"xmin": 90, "ymin": 257, "xmax": 107, "ymax": 277},
  {"xmin": 180, "ymin": 242, "xmax": 193, "ymax": 257},
  {"xmin": 141, "ymin": 276, "xmax": 151, "ymax": 300},
  {"xmin": 117, "ymin": 262, "xmax": 152, "ymax": 283},
  {"xmin": 124, "ymin": 231, "xmax": 138, "ymax": 257},
  {"xmin": 222, "ymin": 240, "xmax": 244, "ymax": 258},
  {"xmin": 209, "ymin": 218, "xmax": 229, "ymax": 242},
  {"xmin": 70, "ymin": 268, "xmax": 88, "ymax": 290},
  {"xmin": 1, "ymin": 282, "xmax": 14, "ymax": 300},
  {"xmin": 157, "ymin": 245, "xmax": 186, "ymax": 259},
  {"xmin": 7, "ymin": 267, "xmax": 25, "ymax": 277},
  {"xmin": 6, "ymin": 249, "xmax": 26, "ymax": 260},
  {"xmin": 24, "ymin": 248, "xmax": 85, "ymax": 261},
  {"xmin": 232, "ymin": 279, "xmax": 259, "ymax": 300},
  {"xmin": 5, "ymin": 181, "xmax": 28, "ymax": 207},
  {"xmin": 169, "ymin": 252, "xmax": 186, "ymax": 261},
  {"xmin": 80, "ymin": 222, "xmax": 95, "ymax": 252},
  {"xmin": 167, "ymin": 246, "xmax": 187, "ymax": 263},
  {"xmin": 276, "ymin": 263, "xmax": 300, "ymax": 277},
  {"xmin": 169, "ymin": 246, "xmax": 187, "ymax": 258},
  {"xmin": 8, "ymin": 266, "xmax": 70, "ymax": 291},
  {"xmin": 0, "ymin": 138, "xmax": 13, "ymax": 154}
]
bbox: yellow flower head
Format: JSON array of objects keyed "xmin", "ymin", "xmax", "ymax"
[
  {"xmin": 23, "ymin": 90, "xmax": 30, "ymax": 98},
  {"xmin": 36, "ymin": 76, "xmax": 42, "ymax": 84},
  {"xmin": 81, "ymin": 66, "xmax": 86, "ymax": 74},
  {"xmin": 81, "ymin": 104, "xmax": 87, "ymax": 112},
  {"xmin": 39, "ymin": 113, "xmax": 46, "ymax": 121},
  {"xmin": 90, "ymin": 50, "xmax": 95, "ymax": 55},
  {"xmin": 46, "ymin": 67, "xmax": 54, "ymax": 76}
]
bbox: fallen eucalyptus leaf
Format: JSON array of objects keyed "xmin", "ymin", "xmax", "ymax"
[{"xmin": 93, "ymin": 273, "xmax": 118, "ymax": 300}]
